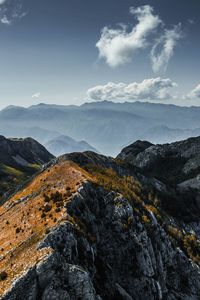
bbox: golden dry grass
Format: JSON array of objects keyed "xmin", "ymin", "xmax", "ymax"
[{"xmin": 0, "ymin": 160, "xmax": 91, "ymax": 297}]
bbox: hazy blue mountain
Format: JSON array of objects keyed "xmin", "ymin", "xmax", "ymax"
[
  {"xmin": 139, "ymin": 125, "xmax": 200, "ymax": 144},
  {"xmin": 0, "ymin": 126, "xmax": 60, "ymax": 144},
  {"xmin": 45, "ymin": 135, "xmax": 98, "ymax": 156},
  {"xmin": 1, "ymin": 101, "xmax": 200, "ymax": 156}
]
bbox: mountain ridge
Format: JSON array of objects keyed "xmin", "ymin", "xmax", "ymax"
[
  {"xmin": 1, "ymin": 101, "xmax": 200, "ymax": 156},
  {"xmin": 45, "ymin": 135, "xmax": 98, "ymax": 156},
  {"xmin": 1, "ymin": 136, "xmax": 200, "ymax": 299}
]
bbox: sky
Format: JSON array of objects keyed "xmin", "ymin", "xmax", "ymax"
[{"xmin": 0, "ymin": 0, "xmax": 200, "ymax": 109}]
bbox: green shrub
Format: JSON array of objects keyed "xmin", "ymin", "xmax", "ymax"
[
  {"xmin": 43, "ymin": 193, "xmax": 50, "ymax": 202},
  {"xmin": 0, "ymin": 271, "xmax": 8, "ymax": 281},
  {"xmin": 16, "ymin": 228, "xmax": 21, "ymax": 234},
  {"xmin": 51, "ymin": 191, "xmax": 63, "ymax": 203},
  {"xmin": 43, "ymin": 204, "xmax": 52, "ymax": 213},
  {"xmin": 41, "ymin": 212, "xmax": 46, "ymax": 218}
]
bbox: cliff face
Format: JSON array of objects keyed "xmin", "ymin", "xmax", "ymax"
[
  {"xmin": 117, "ymin": 137, "xmax": 200, "ymax": 187},
  {"xmin": 1, "ymin": 137, "xmax": 200, "ymax": 299},
  {"xmin": 2, "ymin": 181, "xmax": 200, "ymax": 300}
]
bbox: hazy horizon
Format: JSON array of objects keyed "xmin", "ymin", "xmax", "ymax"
[
  {"xmin": 0, "ymin": 0, "xmax": 199, "ymax": 109},
  {"xmin": 2, "ymin": 99, "xmax": 200, "ymax": 111}
]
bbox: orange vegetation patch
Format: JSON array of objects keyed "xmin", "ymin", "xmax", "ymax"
[{"xmin": 0, "ymin": 160, "xmax": 91, "ymax": 296}]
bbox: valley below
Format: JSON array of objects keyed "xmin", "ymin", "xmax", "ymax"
[{"xmin": 2, "ymin": 101, "xmax": 200, "ymax": 156}]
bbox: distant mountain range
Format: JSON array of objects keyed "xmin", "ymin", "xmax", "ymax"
[
  {"xmin": 1, "ymin": 101, "xmax": 200, "ymax": 155},
  {"xmin": 45, "ymin": 135, "xmax": 98, "ymax": 156}
]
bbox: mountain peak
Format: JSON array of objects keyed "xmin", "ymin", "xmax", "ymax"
[{"xmin": 118, "ymin": 140, "xmax": 153, "ymax": 160}]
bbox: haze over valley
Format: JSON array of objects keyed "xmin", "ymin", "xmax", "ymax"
[{"xmin": 1, "ymin": 101, "xmax": 200, "ymax": 156}]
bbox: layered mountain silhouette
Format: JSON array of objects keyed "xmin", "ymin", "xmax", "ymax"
[
  {"xmin": 1, "ymin": 136, "xmax": 200, "ymax": 299},
  {"xmin": 45, "ymin": 135, "xmax": 98, "ymax": 156},
  {"xmin": 1, "ymin": 101, "xmax": 200, "ymax": 156}
]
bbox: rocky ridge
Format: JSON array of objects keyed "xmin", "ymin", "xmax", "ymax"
[
  {"xmin": 117, "ymin": 137, "xmax": 200, "ymax": 186},
  {"xmin": 2, "ymin": 180, "xmax": 200, "ymax": 300},
  {"xmin": 1, "ymin": 137, "xmax": 200, "ymax": 299}
]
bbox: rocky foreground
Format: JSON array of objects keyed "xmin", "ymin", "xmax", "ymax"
[{"xmin": 1, "ymin": 137, "xmax": 200, "ymax": 299}]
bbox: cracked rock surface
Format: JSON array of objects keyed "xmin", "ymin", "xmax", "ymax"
[{"xmin": 3, "ymin": 182, "xmax": 200, "ymax": 300}]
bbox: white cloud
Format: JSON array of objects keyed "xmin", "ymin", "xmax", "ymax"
[
  {"xmin": 0, "ymin": 15, "xmax": 11, "ymax": 24},
  {"xmin": 96, "ymin": 5, "xmax": 184, "ymax": 72},
  {"xmin": 32, "ymin": 92, "xmax": 41, "ymax": 99},
  {"xmin": 96, "ymin": 5, "xmax": 162, "ymax": 67},
  {"xmin": 87, "ymin": 78, "xmax": 177, "ymax": 101},
  {"xmin": 151, "ymin": 24, "xmax": 183, "ymax": 73},
  {"xmin": 0, "ymin": 0, "xmax": 7, "ymax": 4},
  {"xmin": 187, "ymin": 83, "xmax": 200, "ymax": 99},
  {"xmin": 188, "ymin": 19, "xmax": 195, "ymax": 25},
  {"xmin": 0, "ymin": 0, "xmax": 26, "ymax": 25}
]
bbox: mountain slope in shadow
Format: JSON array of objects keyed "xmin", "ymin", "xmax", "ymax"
[{"xmin": 0, "ymin": 135, "xmax": 54, "ymax": 203}]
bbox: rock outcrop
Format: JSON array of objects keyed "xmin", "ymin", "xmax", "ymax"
[
  {"xmin": 2, "ymin": 182, "xmax": 200, "ymax": 300},
  {"xmin": 117, "ymin": 137, "xmax": 200, "ymax": 186},
  {"xmin": 2, "ymin": 136, "xmax": 200, "ymax": 299}
]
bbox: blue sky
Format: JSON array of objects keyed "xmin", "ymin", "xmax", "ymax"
[{"xmin": 0, "ymin": 0, "xmax": 200, "ymax": 108}]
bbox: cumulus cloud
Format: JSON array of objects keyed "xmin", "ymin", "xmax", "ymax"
[
  {"xmin": 32, "ymin": 92, "xmax": 41, "ymax": 99},
  {"xmin": 96, "ymin": 5, "xmax": 184, "ymax": 72},
  {"xmin": 0, "ymin": 0, "xmax": 26, "ymax": 25},
  {"xmin": 151, "ymin": 24, "xmax": 183, "ymax": 73},
  {"xmin": 187, "ymin": 83, "xmax": 200, "ymax": 99},
  {"xmin": 96, "ymin": 5, "xmax": 162, "ymax": 67},
  {"xmin": 0, "ymin": 15, "xmax": 11, "ymax": 24},
  {"xmin": 87, "ymin": 78, "xmax": 177, "ymax": 101},
  {"xmin": 0, "ymin": 0, "xmax": 7, "ymax": 4}
]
